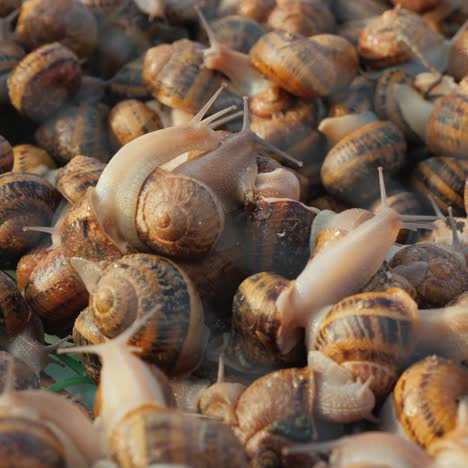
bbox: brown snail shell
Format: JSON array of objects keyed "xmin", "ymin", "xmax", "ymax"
[
  {"xmin": 0, "ymin": 0, "xmax": 21, "ymax": 16},
  {"xmin": 394, "ymin": 355, "xmax": 468, "ymax": 448},
  {"xmin": 313, "ymin": 288, "xmax": 419, "ymax": 400},
  {"xmin": 0, "ymin": 172, "xmax": 61, "ymax": 268},
  {"xmin": 89, "ymin": 253, "xmax": 204, "ymax": 376},
  {"xmin": 0, "ymin": 270, "xmax": 31, "ymax": 338},
  {"xmin": 320, "ymin": 120, "xmax": 407, "ymax": 206},
  {"xmin": 231, "ymin": 272, "xmax": 305, "ymax": 372},
  {"xmin": 109, "ymin": 55, "xmax": 151, "ymax": 100},
  {"xmin": 447, "ymin": 29, "xmax": 468, "ymax": 81},
  {"xmin": 15, "ymin": 0, "xmax": 98, "ymax": 58},
  {"xmin": 72, "ymin": 307, "xmax": 105, "ymax": 383},
  {"xmin": 143, "ymin": 40, "xmax": 223, "ymax": 114},
  {"xmin": 0, "ymin": 134, "xmax": 13, "ymax": 174},
  {"xmin": 111, "ymin": 407, "xmax": 248, "ymax": 468},
  {"xmin": 244, "ymin": 197, "xmax": 316, "ymax": 278},
  {"xmin": 135, "ymin": 168, "xmax": 225, "ymax": 259},
  {"xmin": 16, "ymin": 247, "xmax": 50, "ymax": 292},
  {"xmin": 24, "ymin": 245, "xmax": 89, "ymax": 335},
  {"xmin": 207, "ymin": 15, "xmax": 265, "ymax": 54},
  {"xmin": 411, "ymin": 157, "xmax": 468, "ymax": 216},
  {"xmin": 8, "ymin": 42, "xmax": 81, "ymax": 122},
  {"xmin": 267, "ymin": 0, "xmax": 336, "ymax": 37},
  {"xmin": 109, "ymin": 99, "xmax": 163, "ymax": 147},
  {"xmin": 250, "ymin": 31, "xmax": 359, "ymax": 98},
  {"xmin": 11, "ymin": 144, "xmax": 56, "ymax": 175},
  {"xmin": 55, "ymin": 155, "xmax": 105, "ymax": 204},
  {"xmin": 35, "ymin": 102, "xmax": 112, "ymax": 165},
  {"xmin": 328, "ymin": 75, "xmax": 376, "ymax": 117},
  {"xmin": 390, "ymin": 243, "xmax": 468, "ymax": 307}
]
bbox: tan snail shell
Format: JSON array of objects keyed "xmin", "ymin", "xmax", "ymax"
[
  {"xmin": 88, "ymin": 253, "xmax": 205, "ymax": 376},
  {"xmin": 11, "ymin": 144, "xmax": 56, "ymax": 175},
  {"xmin": 394, "ymin": 355, "xmax": 468, "ymax": 449},
  {"xmin": 8, "ymin": 42, "xmax": 82, "ymax": 122}
]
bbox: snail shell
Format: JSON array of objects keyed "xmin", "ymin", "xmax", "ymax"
[
  {"xmin": 394, "ymin": 355, "xmax": 468, "ymax": 448},
  {"xmin": 0, "ymin": 271, "xmax": 31, "ymax": 338},
  {"xmin": 0, "ymin": 40, "xmax": 25, "ymax": 102},
  {"xmin": 447, "ymin": 29, "xmax": 468, "ymax": 81},
  {"xmin": 362, "ymin": 264, "xmax": 418, "ymax": 300},
  {"xmin": 0, "ymin": 0, "xmax": 20, "ymax": 16},
  {"xmin": 328, "ymin": 75, "xmax": 376, "ymax": 117},
  {"xmin": 412, "ymin": 157, "xmax": 468, "ymax": 217},
  {"xmin": 16, "ymin": 247, "xmax": 49, "ymax": 292},
  {"xmin": 35, "ymin": 102, "xmax": 112, "ymax": 164},
  {"xmin": 313, "ymin": 288, "xmax": 419, "ymax": 400},
  {"xmin": 250, "ymin": 31, "xmax": 359, "ymax": 98},
  {"xmin": 55, "ymin": 155, "xmax": 105, "ymax": 204},
  {"xmin": 0, "ymin": 351, "xmax": 39, "ymax": 389},
  {"xmin": 8, "ymin": 42, "xmax": 81, "ymax": 122},
  {"xmin": 332, "ymin": 0, "xmax": 387, "ymax": 22},
  {"xmin": 0, "ymin": 172, "xmax": 60, "ymax": 268},
  {"xmin": 72, "ymin": 307, "xmax": 105, "ymax": 383},
  {"xmin": 15, "ymin": 0, "xmax": 98, "ymax": 58},
  {"xmin": 236, "ymin": 0, "xmax": 275, "ymax": 23},
  {"xmin": 109, "ymin": 55, "xmax": 151, "ymax": 100},
  {"xmin": 89, "ymin": 253, "xmax": 204, "ymax": 376},
  {"xmin": 24, "ymin": 246, "xmax": 89, "ymax": 335},
  {"xmin": 0, "ymin": 134, "xmax": 12, "ymax": 174},
  {"xmin": 11, "ymin": 144, "xmax": 56, "ymax": 176},
  {"xmin": 390, "ymin": 0, "xmax": 442, "ymax": 13}
]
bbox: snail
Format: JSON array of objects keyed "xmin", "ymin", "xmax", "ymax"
[
  {"xmin": 0, "ymin": 39, "xmax": 25, "ymax": 103},
  {"xmin": 8, "ymin": 42, "xmax": 82, "ymax": 122},
  {"xmin": 11, "ymin": 144, "xmax": 56, "ymax": 177},
  {"xmin": 15, "ymin": 0, "xmax": 98, "ymax": 58},
  {"xmin": 59, "ymin": 313, "xmax": 248, "ymax": 467},
  {"xmin": 230, "ymin": 168, "xmax": 435, "ymax": 370},
  {"xmin": 72, "ymin": 253, "xmax": 205, "ymax": 376},
  {"xmin": 0, "ymin": 134, "xmax": 12, "ymax": 174},
  {"xmin": 0, "ymin": 172, "xmax": 61, "ymax": 268}
]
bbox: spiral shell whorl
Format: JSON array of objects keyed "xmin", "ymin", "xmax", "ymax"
[{"xmin": 136, "ymin": 169, "xmax": 224, "ymax": 259}]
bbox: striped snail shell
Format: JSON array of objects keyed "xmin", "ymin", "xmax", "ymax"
[
  {"xmin": 8, "ymin": 42, "xmax": 81, "ymax": 122},
  {"xmin": 15, "ymin": 0, "xmax": 98, "ymax": 58},
  {"xmin": 362, "ymin": 264, "xmax": 418, "ymax": 300},
  {"xmin": 72, "ymin": 307, "xmax": 105, "ymax": 383},
  {"xmin": 394, "ymin": 356, "xmax": 468, "ymax": 449},
  {"xmin": 250, "ymin": 31, "xmax": 359, "ymax": 98},
  {"xmin": 135, "ymin": 168, "xmax": 225, "ymax": 259},
  {"xmin": 231, "ymin": 272, "xmax": 305, "ymax": 372},
  {"xmin": 207, "ymin": 15, "xmax": 265, "ymax": 54},
  {"xmin": 313, "ymin": 288, "xmax": 419, "ymax": 400},
  {"xmin": 0, "ymin": 271, "xmax": 31, "ymax": 338},
  {"xmin": 16, "ymin": 247, "xmax": 49, "ymax": 292},
  {"xmin": 11, "ymin": 144, "xmax": 56, "ymax": 176},
  {"xmin": 35, "ymin": 102, "xmax": 112, "ymax": 165},
  {"xmin": 109, "ymin": 55, "xmax": 151, "ymax": 100},
  {"xmin": 411, "ymin": 157, "xmax": 468, "ymax": 216},
  {"xmin": 0, "ymin": 172, "xmax": 61, "ymax": 268},
  {"xmin": 55, "ymin": 155, "xmax": 105, "ymax": 204},
  {"xmin": 0, "ymin": 134, "xmax": 12, "ymax": 174},
  {"xmin": 143, "ymin": 39, "xmax": 224, "ymax": 114},
  {"xmin": 89, "ymin": 253, "xmax": 205, "ymax": 376}
]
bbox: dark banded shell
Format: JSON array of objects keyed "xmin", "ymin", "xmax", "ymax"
[
  {"xmin": 55, "ymin": 156, "xmax": 105, "ymax": 204},
  {"xmin": 35, "ymin": 102, "xmax": 112, "ymax": 165},
  {"xmin": 209, "ymin": 15, "xmax": 265, "ymax": 54},
  {"xmin": 320, "ymin": 121, "xmax": 407, "ymax": 206},
  {"xmin": 90, "ymin": 253, "xmax": 204, "ymax": 376},
  {"xmin": 0, "ymin": 134, "xmax": 13, "ymax": 174},
  {"xmin": 0, "ymin": 417, "xmax": 67, "ymax": 467},
  {"xmin": 394, "ymin": 356, "xmax": 468, "ymax": 448},
  {"xmin": 328, "ymin": 75, "xmax": 375, "ymax": 117},
  {"xmin": 16, "ymin": 247, "xmax": 49, "ymax": 292},
  {"xmin": 24, "ymin": 246, "xmax": 89, "ymax": 335},
  {"xmin": 427, "ymin": 92, "xmax": 468, "ymax": 159},
  {"xmin": 111, "ymin": 407, "xmax": 248, "ymax": 468},
  {"xmin": 0, "ymin": 40, "xmax": 25, "ymax": 75},
  {"xmin": 245, "ymin": 198, "xmax": 315, "ymax": 278},
  {"xmin": 0, "ymin": 172, "xmax": 60, "ymax": 268},
  {"xmin": 267, "ymin": 1, "xmax": 336, "ymax": 36},
  {"xmin": 72, "ymin": 307, "xmax": 105, "ymax": 383},
  {"xmin": 109, "ymin": 99, "xmax": 163, "ymax": 147},
  {"xmin": 374, "ymin": 69, "xmax": 419, "ymax": 141},
  {"xmin": 136, "ymin": 169, "xmax": 224, "ymax": 259},
  {"xmin": 109, "ymin": 56, "xmax": 151, "ymax": 100},
  {"xmin": 389, "ymin": 243, "xmax": 468, "ymax": 307},
  {"xmin": 0, "ymin": 271, "xmax": 31, "ymax": 337},
  {"xmin": 60, "ymin": 188, "xmax": 124, "ymax": 263},
  {"xmin": 314, "ymin": 288, "xmax": 418, "ymax": 400},
  {"xmin": 8, "ymin": 42, "xmax": 81, "ymax": 122},
  {"xmin": 12, "ymin": 144, "xmax": 56, "ymax": 175},
  {"xmin": 411, "ymin": 157, "xmax": 468, "ymax": 216},
  {"xmin": 16, "ymin": 0, "xmax": 98, "ymax": 58},
  {"xmin": 231, "ymin": 272, "xmax": 305, "ymax": 372},
  {"xmin": 143, "ymin": 40, "xmax": 223, "ymax": 114},
  {"xmin": 250, "ymin": 31, "xmax": 359, "ymax": 98}
]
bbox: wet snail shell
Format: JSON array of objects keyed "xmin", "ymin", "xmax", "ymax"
[{"xmin": 88, "ymin": 253, "xmax": 205, "ymax": 376}]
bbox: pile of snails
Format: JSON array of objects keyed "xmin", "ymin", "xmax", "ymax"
[{"xmin": 0, "ymin": 0, "xmax": 468, "ymax": 466}]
